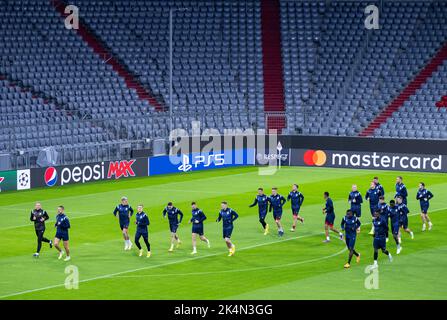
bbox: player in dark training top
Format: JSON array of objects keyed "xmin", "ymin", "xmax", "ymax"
[
  {"xmin": 416, "ymin": 182, "xmax": 434, "ymax": 231},
  {"xmin": 372, "ymin": 209, "xmax": 393, "ymax": 269},
  {"xmin": 53, "ymin": 206, "xmax": 71, "ymax": 261},
  {"xmin": 373, "ymin": 176, "xmax": 385, "ymax": 197},
  {"xmin": 341, "ymin": 210, "xmax": 361, "ymax": 268},
  {"xmin": 287, "ymin": 184, "xmax": 305, "ymax": 232},
  {"xmin": 395, "ymin": 176, "xmax": 408, "ymax": 204},
  {"xmin": 376, "ymin": 196, "xmax": 389, "ymax": 242},
  {"xmin": 216, "ymin": 202, "xmax": 239, "ymax": 256},
  {"xmin": 268, "ymin": 188, "xmax": 287, "ymax": 236},
  {"xmin": 249, "ymin": 188, "xmax": 270, "ymax": 235},
  {"xmin": 348, "ymin": 184, "xmax": 363, "ymax": 224},
  {"xmin": 113, "ymin": 196, "xmax": 134, "ymax": 250},
  {"xmin": 163, "ymin": 202, "xmax": 184, "ymax": 252},
  {"xmin": 29, "ymin": 202, "xmax": 52, "ymax": 257},
  {"xmin": 323, "ymin": 192, "xmax": 344, "ymax": 243},
  {"xmin": 189, "ymin": 202, "xmax": 210, "ymax": 255},
  {"xmin": 365, "ymin": 181, "xmax": 380, "ymax": 235},
  {"xmin": 134, "ymin": 205, "xmax": 151, "ymax": 258},
  {"xmin": 387, "ymin": 200, "xmax": 402, "ymax": 254},
  {"xmin": 396, "ymin": 196, "xmax": 414, "ymax": 243}
]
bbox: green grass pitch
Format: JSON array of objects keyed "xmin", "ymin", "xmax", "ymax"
[{"xmin": 1, "ymin": 166, "xmax": 446, "ymax": 300}]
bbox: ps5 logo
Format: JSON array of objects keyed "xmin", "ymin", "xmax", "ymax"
[
  {"xmin": 177, "ymin": 153, "xmax": 225, "ymax": 172},
  {"xmin": 178, "ymin": 155, "xmax": 193, "ymax": 172}
]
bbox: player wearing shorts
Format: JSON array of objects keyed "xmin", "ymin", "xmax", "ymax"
[
  {"xmin": 216, "ymin": 202, "xmax": 239, "ymax": 256},
  {"xmin": 287, "ymin": 184, "xmax": 305, "ymax": 232},
  {"xmin": 53, "ymin": 206, "xmax": 71, "ymax": 262},
  {"xmin": 323, "ymin": 192, "xmax": 343, "ymax": 243}
]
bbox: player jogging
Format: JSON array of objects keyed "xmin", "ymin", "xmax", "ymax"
[
  {"xmin": 396, "ymin": 196, "xmax": 414, "ymax": 241},
  {"xmin": 365, "ymin": 181, "xmax": 380, "ymax": 235},
  {"xmin": 376, "ymin": 196, "xmax": 389, "ymax": 242},
  {"xmin": 287, "ymin": 184, "xmax": 305, "ymax": 232},
  {"xmin": 249, "ymin": 188, "xmax": 270, "ymax": 235},
  {"xmin": 348, "ymin": 184, "xmax": 363, "ymax": 222},
  {"xmin": 388, "ymin": 200, "xmax": 402, "ymax": 254},
  {"xmin": 268, "ymin": 187, "xmax": 286, "ymax": 236},
  {"xmin": 372, "ymin": 209, "xmax": 393, "ymax": 269},
  {"xmin": 373, "ymin": 176, "xmax": 385, "ymax": 197},
  {"xmin": 113, "ymin": 196, "xmax": 134, "ymax": 250},
  {"xmin": 216, "ymin": 202, "xmax": 239, "ymax": 256},
  {"xmin": 323, "ymin": 192, "xmax": 343, "ymax": 243},
  {"xmin": 163, "ymin": 202, "xmax": 184, "ymax": 252},
  {"xmin": 53, "ymin": 206, "xmax": 71, "ymax": 261},
  {"xmin": 135, "ymin": 205, "xmax": 151, "ymax": 258},
  {"xmin": 416, "ymin": 182, "xmax": 434, "ymax": 231},
  {"xmin": 30, "ymin": 202, "xmax": 52, "ymax": 257},
  {"xmin": 190, "ymin": 202, "xmax": 210, "ymax": 255},
  {"xmin": 395, "ymin": 176, "xmax": 408, "ymax": 204},
  {"xmin": 341, "ymin": 209, "xmax": 361, "ymax": 268}
]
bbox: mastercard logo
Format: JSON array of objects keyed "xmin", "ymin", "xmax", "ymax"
[{"xmin": 303, "ymin": 150, "xmax": 327, "ymax": 166}]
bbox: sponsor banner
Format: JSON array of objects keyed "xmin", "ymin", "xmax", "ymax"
[
  {"xmin": 0, "ymin": 170, "xmax": 17, "ymax": 192},
  {"xmin": 255, "ymin": 142, "xmax": 290, "ymax": 166},
  {"xmin": 31, "ymin": 158, "xmax": 148, "ymax": 188},
  {"xmin": 148, "ymin": 149, "xmax": 255, "ymax": 176},
  {"xmin": 291, "ymin": 149, "xmax": 447, "ymax": 173},
  {"xmin": 17, "ymin": 169, "xmax": 31, "ymax": 190}
]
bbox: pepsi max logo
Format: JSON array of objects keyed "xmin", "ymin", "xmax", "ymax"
[{"xmin": 44, "ymin": 167, "xmax": 58, "ymax": 187}]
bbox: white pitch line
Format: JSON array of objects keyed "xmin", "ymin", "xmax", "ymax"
[
  {"xmin": 112, "ymin": 247, "xmax": 348, "ymax": 279},
  {"xmin": 1, "ymin": 208, "xmax": 446, "ymax": 299},
  {"xmin": 0, "ymin": 232, "xmax": 329, "ymax": 299}
]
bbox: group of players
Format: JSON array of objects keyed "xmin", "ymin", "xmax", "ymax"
[{"xmin": 29, "ymin": 175, "xmax": 434, "ymax": 268}]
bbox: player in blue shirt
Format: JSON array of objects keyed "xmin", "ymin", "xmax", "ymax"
[
  {"xmin": 249, "ymin": 188, "xmax": 270, "ymax": 235},
  {"xmin": 395, "ymin": 176, "xmax": 408, "ymax": 205},
  {"xmin": 341, "ymin": 210, "xmax": 361, "ymax": 268},
  {"xmin": 396, "ymin": 196, "xmax": 414, "ymax": 244},
  {"xmin": 216, "ymin": 202, "xmax": 239, "ymax": 256},
  {"xmin": 372, "ymin": 209, "xmax": 393, "ymax": 269},
  {"xmin": 323, "ymin": 192, "xmax": 343, "ymax": 243},
  {"xmin": 53, "ymin": 206, "xmax": 71, "ymax": 261},
  {"xmin": 388, "ymin": 200, "xmax": 402, "ymax": 254},
  {"xmin": 113, "ymin": 196, "xmax": 134, "ymax": 250},
  {"xmin": 163, "ymin": 202, "xmax": 184, "ymax": 252},
  {"xmin": 373, "ymin": 176, "xmax": 385, "ymax": 197},
  {"xmin": 365, "ymin": 181, "xmax": 380, "ymax": 235},
  {"xmin": 287, "ymin": 184, "xmax": 305, "ymax": 232},
  {"xmin": 416, "ymin": 182, "xmax": 434, "ymax": 231},
  {"xmin": 189, "ymin": 202, "xmax": 210, "ymax": 255},
  {"xmin": 268, "ymin": 187, "xmax": 287, "ymax": 236},
  {"xmin": 134, "ymin": 205, "xmax": 151, "ymax": 258},
  {"xmin": 348, "ymin": 184, "xmax": 363, "ymax": 222}
]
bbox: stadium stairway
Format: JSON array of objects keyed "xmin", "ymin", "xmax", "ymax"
[
  {"xmin": 261, "ymin": 0, "xmax": 286, "ymax": 134},
  {"xmin": 436, "ymin": 95, "xmax": 447, "ymax": 108},
  {"xmin": 359, "ymin": 41, "xmax": 447, "ymax": 137},
  {"xmin": 51, "ymin": 0, "xmax": 166, "ymax": 112},
  {"xmin": 0, "ymin": 72, "xmax": 76, "ymax": 117}
]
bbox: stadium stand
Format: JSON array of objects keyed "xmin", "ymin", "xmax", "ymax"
[
  {"xmin": 0, "ymin": 0, "xmax": 446, "ymax": 168},
  {"xmin": 69, "ymin": 0, "xmax": 266, "ymax": 133},
  {"xmin": 282, "ymin": 0, "xmax": 447, "ymax": 137}
]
